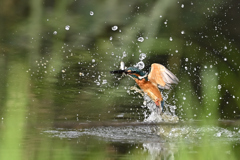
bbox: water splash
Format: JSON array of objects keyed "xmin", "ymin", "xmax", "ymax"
[
  {"xmin": 135, "ymin": 61, "xmax": 145, "ymax": 70},
  {"xmin": 43, "ymin": 122, "xmax": 240, "ymax": 159},
  {"xmin": 139, "ymin": 53, "xmax": 146, "ymax": 61},
  {"xmin": 142, "ymin": 94, "xmax": 179, "ymax": 123},
  {"xmin": 43, "ymin": 123, "xmax": 240, "ymax": 143}
]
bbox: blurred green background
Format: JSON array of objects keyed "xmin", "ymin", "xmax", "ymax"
[{"xmin": 0, "ymin": 0, "xmax": 240, "ymax": 159}]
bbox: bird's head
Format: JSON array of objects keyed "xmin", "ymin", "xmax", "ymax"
[{"xmin": 125, "ymin": 67, "xmax": 146, "ymax": 80}]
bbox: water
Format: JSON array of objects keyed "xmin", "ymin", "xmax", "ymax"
[
  {"xmin": 43, "ymin": 121, "xmax": 240, "ymax": 158},
  {"xmin": 40, "ymin": 90, "xmax": 240, "ymax": 158}
]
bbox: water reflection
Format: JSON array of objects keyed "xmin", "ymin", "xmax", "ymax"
[{"xmin": 143, "ymin": 142, "xmax": 176, "ymax": 160}]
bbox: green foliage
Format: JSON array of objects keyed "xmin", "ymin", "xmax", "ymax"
[{"xmin": 0, "ymin": 56, "xmax": 29, "ymax": 160}]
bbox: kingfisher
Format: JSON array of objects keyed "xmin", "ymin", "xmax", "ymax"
[{"xmin": 110, "ymin": 63, "xmax": 179, "ymax": 114}]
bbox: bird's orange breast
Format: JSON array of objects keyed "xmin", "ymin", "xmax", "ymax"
[{"xmin": 135, "ymin": 79, "xmax": 163, "ymax": 102}]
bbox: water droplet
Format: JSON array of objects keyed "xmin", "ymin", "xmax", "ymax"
[
  {"xmin": 218, "ymin": 85, "xmax": 221, "ymax": 90},
  {"xmin": 79, "ymin": 72, "xmax": 84, "ymax": 76},
  {"xmin": 185, "ymin": 58, "xmax": 188, "ymax": 62},
  {"xmin": 183, "ymin": 97, "xmax": 186, "ymax": 100},
  {"xmin": 122, "ymin": 51, "xmax": 127, "ymax": 58},
  {"xmin": 102, "ymin": 79, "xmax": 107, "ymax": 84},
  {"xmin": 135, "ymin": 61, "xmax": 145, "ymax": 70},
  {"xmin": 159, "ymin": 15, "xmax": 162, "ymax": 18},
  {"xmin": 137, "ymin": 37, "xmax": 144, "ymax": 42},
  {"xmin": 65, "ymin": 25, "xmax": 70, "ymax": 30},
  {"xmin": 139, "ymin": 53, "xmax": 146, "ymax": 61},
  {"xmin": 120, "ymin": 61, "xmax": 125, "ymax": 70},
  {"xmin": 111, "ymin": 25, "xmax": 118, "ymax": 31},
  {"xmin": 90, "ymin": 11, "xmax": 94, "ymax": 16},
  {"xmin": 53, "ymin": 31, "xmax": 57, "ymax": 35},
  {"xmin": 92, "ymin": 59, "xmax": 95, "ymax": 63},
  {"xmin": 224, "ymin": 58, "xmax": 227, "ymax": 61},
  {"xmin": 169, "ymin": 37, "xmax": 173, "ymax": 41},
  {"xmin": 181, "ymin": 30, "xmax": 185, "ymax": 34},
  {"xmin": 110, "ymin": 36, "xmax": 113, "ymax": 40},
  {"xmin": 181, "ymin": 4, "xmax": 184, "ymax": 8}
]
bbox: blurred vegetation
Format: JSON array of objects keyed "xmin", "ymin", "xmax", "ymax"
[
  {"xmin": 0, "ymin": 0, "xmax": 240, "ymax": 159},
  {"xmin": 1, "ymin": 0, "xmax": 240, "ymax": 121}
]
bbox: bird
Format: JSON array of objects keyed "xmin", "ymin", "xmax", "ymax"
[{"xmin": 110, "ymin": 63, "xmax": 179, "ymax": 114}]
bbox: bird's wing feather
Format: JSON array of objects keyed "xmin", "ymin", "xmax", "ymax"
[{"xmin": 148, "ymin": 63, "xmax": 179, "ymax": 89}]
